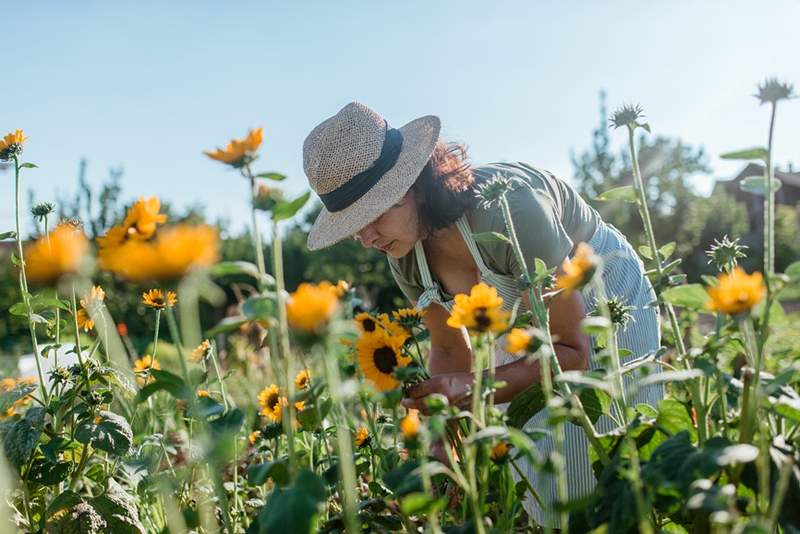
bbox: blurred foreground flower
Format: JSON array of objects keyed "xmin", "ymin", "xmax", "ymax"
[
  {"xmin": 97, "ymin": 197, "xmax": 168, "ymax": 248},
  {"xmin": 490, "ymin": 442, "xmax": 510, "ymax": 463},
  {"xmin": 0, "ymin": 129, "xmax": 27, "ymax": 161},
  {"xmin": 447, "ymin": 282, "xmax": 509, "ymax": 334},
  {"xmin": 400, "ymin": 409, "xmax": 420, "ymax": 439},
  {"xmin": 286, "ymin": 281, "xmax": 340, "ymax": 332},
  {"xmin": 505, "ymin": 327, "xmax": 543, "ymax": 355},
  {"xmin": 357, "ymin": 328, "xmax": 411, "ymax": 391},
  {"xmin": 705, "ymin": 267, "xmax": 765, "ymax": 316},
  {"xmin": 24, "ymin": 223, "xmax": 89, "ymax": 284},
  {"xmin": 204, "ymin": 127, "xmax": 263, "ymax": 168},
  {"xmin": 99, "ymin": 224, "xmax": 219, "ymax": 282},
  {"xmin": 555, "ymin": 243, "xmax": 598, "ymax": 295}
]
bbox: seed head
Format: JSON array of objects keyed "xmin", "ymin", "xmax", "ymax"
[{"xmin": 754, "ymin": 78, "xmax": 795, "ymax": 105}]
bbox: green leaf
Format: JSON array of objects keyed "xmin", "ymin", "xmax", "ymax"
[
  {"xmin": 242, "ymin": 295, "xmax": 276, "ymax": 321},
  {"xmin": 28, "ymin": 459, "xmax": 71, "ymax": 486},
  {"xmin": 138, "ymin": 369, "xmax": 191, "ymax": 402},
  {"xmin": 556, "ymin": 371, "xmax": 613, "ymax": 393},
  {"xmin": 740, "ymin": 175, "xmax": 782, "ymax": 196},
  {"xmin": 581, "ymin": 316, "xmax": 611, "ymax": 335},
  {"xmin": 89, "ymin": 479, "xmax": 146, "ymax": 534},
  {"xmin": 44, "ymin": 490, "xmax": 83, "ymax": 524},
  {"xmin": 254, "ymin": 172, "xmax": 287, "ymax": 181},
  {"xmin": 94, "ymin": 367, "xmax": 137, "ymax": 398},
  {"xmin": 471, "ymin": 231, "xmax": 511, "ymax": 244},
  {"xmin": 580, "ymin": 386, "xmax": 612, "ymax": 424},
  {"xmin": 248, "ymin": 459, "xmax": 291, "ymax": 486},
  {"xmin": 639, "ymin": 369, "xmax": 703, "ymax": 388},
  {"xmin": 205, "ymin": 315, "xmax": 249, "ymax": 337},
  {"xmin": 1, "ymin": 407, "xmax": 45, "ymax": 467},
  {"xmin": 259, "ymin": 470, "xmax": 327, "ymax": 533},
  {"xmin": 596, "ymin": 185, "xmax": 637, "ymax": 203},
  {"xmin": 659, "ymin": 242, "xmax": 676, "ymax": 260},
  {"xmin": 193, "ymin": 396, "xmax": 225, "ymax": 419},
  {"xmin": 297, "ymin": 398, "xmax": 332, "ymax": 431},
  {"xmin": 8, "ymin": 301, "xmax": 28, "ymax": 317},
  {"xmin": 773, "ymin": 396, "xmax": 800, "ymax": 423},
  {"xmin": 210, "ymin": 261, "xmax": 269, "ymax": 282},
  {"xmin": 507, "ymin": 383, "xmax": 545, "ymax": 428},
  {"xmin": 0, "ymin": 231, "xmax": 15, "ymax": 240},
  {"xmin": 656, "ymin": 399, "xmax": 697, "ymax": 442},
  {"xmin": 660, "ymin": 284, "xmax": 708, "ymax": 311},
  {"xmin": 638, "ymin": 245, "xmax": 653, "ymax": 260},
  {"xmin": 75, "ymin": 411, "xmax": 132, "ymax": 456},
  {"xmin": 400, "ymin": 492, "xmax": 446, "ymax": 516},
  {"xmin": 0, "ymin": 382, "xmax": 37, "ymax": 414},
  {"xmin": 271, "ymin": 191, "xmax": 311, "ymax": 222},
  {"xmin": 785, "ymin": 261, "xmax": 800, "ymax": 280},
  {"xmin": 720, "ymin": 147, "xmax": 768, "ymax": 161},
  {"xmin": 20, "ymin": 162, "xmax": 39, "ymax": 169}
]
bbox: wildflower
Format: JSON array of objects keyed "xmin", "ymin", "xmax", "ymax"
[
  {"xmin": 475, "ymin": 173, "xmax": 512, "ymax": 209},
  {"xmin": 197, "ymin": 389, "xmax": 210, "ymax": 398},
  {"xmin": 294, "ymin": 400, "xmax": 305, "ymax": 413},
  {"xmin": 490, "ymin": 442, "xmax": 510, "ymax": 463},
  {"xmin": 286, "ymin": 281, "xmax": 339, "ymax": 332},
  {"xmin": 97, "ymin": 197, "xmax": 168, "ymax": 249},
  {"xmin": 609, "ymin": 104, "xmax": 645, "ymax": 130},
  {"xmin": 754, "ymin": 78, "xmax": 795, "ymax": 105},
  {"xmin": 99, "ymin": 224, "xmax": 219, "ymax": 282},
  {"xmin": 505, "ymin": 327, "xmax": 543, "ymax": 355},
  {"xmin": 392, "ymin": 307, "xmax": 426, "ymax": 330},
  {"xmin": 355, "ymin": 312, "xmax": 380, "ymax": 333},
  {"xmin": 24, "ymin": 223, "xmax": 89, "ymax": 283},
  {"xmin": 204, "ymin": 127, "xmax": 264, "ymax": 168},
  {"xmin": 0, "ymin": 129, "xmax": 27, "ymax": 161},
  {"xmin": 555, "ymin": 243, "xmax": 598, "ymax": 295},
  {"xmin": 78, "ymin": 285, "xmax": 106, "ymax": 330},
  {"xmin": 354, "ymin": 426, "xmax": 370, "ymax": 449},
  {"xmin": 294, "ymin": 369, "xmax": 311, "ymax": 390},
  {"xmin": 253, "ymin": 183, "xmax": 285, "ymax": 211},
  {"xmin": 248, "ymin": 430, "xmax": 262, "ymax": 445},
  {"xmin": 31, "ymin": 202, "xmax": 55, "ymax": 221},
  {"xmin": 76, "ymin": 309, "xmax": 94, "ymax": 332},
  {"xmin": 257, "ymin": 384, "xmax": 282, "ymax": 422},
  {"xmin": 378, "ymin": 313, "xmax": 410, "ymax": 340},
  {"xmin": 142, "ymin": 289, "xmax": 177, "ymax": 309},
  {"xmin": 357, "ymin": 328, "xmax": 412, "ymax": 391},
  {"xmin": 706, "ymin": 235, "xmax": 748, "ymax": 274},
  {"xmin": 446, "ymin": 282, "xmax": 510, "ymax": 334},
  {"xmin": 400, "ymin": 409, "xmax": 420, "ymax": 439},
  {"xmin": 189, "ymin": 339, "xmax": 211, "ymax": 363},
  {"xmin": 132, "ymin": 355, "xmax": 160, "ymax": 385},
  {"xmin": 705, "ymin": 267, "xmax": 765, "ymax": 316}
]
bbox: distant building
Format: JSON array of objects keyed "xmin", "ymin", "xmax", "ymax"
[{"xmin": 713, "ymin": 163, "xmax": 800, "ymax": 230}]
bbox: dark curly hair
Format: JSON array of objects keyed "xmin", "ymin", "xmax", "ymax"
[{"xmin": 411, "ymin": 140, "xmax": 485, "ymax": 234}]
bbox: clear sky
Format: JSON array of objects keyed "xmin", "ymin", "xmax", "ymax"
[{"xmin": 3, "ymin": 0, "xmax": 799, "ymax": 237}]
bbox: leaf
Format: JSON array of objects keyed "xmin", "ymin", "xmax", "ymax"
[
  {"xmin": 740, "ymin": 175, "xmax": 782, "ymax": 196},
  {"xmin": 638, "ymin": 369, "xmax": 703, "ymax": 388},
  {"xmin": 138, "ymin": 369, "xmax": 191, "ymax": 402},
  {"xmin": 785, "ymin": 261, "xmax": 800, "ymax": 280},
  {"xmin": 89, "ymin": 479, "xmax": 146, "ymax": 534},
  {"xmin": 27, "ymin": 459, "xmax": 71, "ymax": 486},
  {"xmin": 254, "ymin": 172, "xmax": 287, "ymax": 181},
  {"xmin": 271, "ymin": 191, "xmax": 311, "ymax": 222},
  {"xmin": 506, "ymin": 383, "xmax": 545, "ymax": 428},
  {"xmin": 713, "ymin": 444, "xmax": 759, "ymax": 466},
  {"xmin": 75, "ymin": 411, "xmax": 132, "ymax": 456},
  {"xmin": 471, "ymin": 232, "xmax": 511, "ymax": 244},
  {"xmin": 20, "ymin": 162, "xmax": 39, "ymax": 169},
  {"xmin": 556, "ymin": 371, "xmax": 613, "ymax": 393},
  {"xmin": 0, "ymin": 231, "xmax": 15, "ymax": 240},
  {"xmin": 242, "ymin": 295, "xmax": 276, "ymax": 321},
  {"xmin": 248, "ymin": 459, "xmax": 290, "ymax": 486},
  {"xmin": 259, "ymin": 470, "xmax": 327, "ymax": 534},
  {"xmin": 581, "ymin": 316, "xmax": 611, "ymax": 335},
  {"xmin": 659, "ymin": 242, "xmax": 676, "ymax": 260},
  {"xmin": 1, "ymin": 407, "xmax": 45, "ymax": 467},
  {"xmin": 400, "ymin": 492, "xmax": 446, "ymax": 516},
  {"xmin": 192, "ymin": 396, "xmax": 225, "ymax": 419},
  {"xmin": 0, "ymin": 382, "xmax": 37, "ymax": 414},
  {"xmin": 210, "ymin": 261, "xmax": 274, "ymax": 285},
  {"xmin": 656, "ymin": 399, "xmax": 697, "ymax": 442},
  {"xmin": 45, "ymin": 490, "xmax": 83, "ymax": 524},
  {"xmin": 720, "ymin": 147, "xmax": 768, "ymax": 161},
  {"xmin": 596, "ymin": 185, "xmax": 637, "ymax": 203},
  {"xmin": 95, "ymin": 367, "xmax": 137, "ymax": 399},
  {"xmin": 580, "ymin": 386, "xmax": 612, "ymax": 424},
  {"xmin": 205, "ymin": 315, "xmax": 249, "ymax": 337},
  {"xmin": 638, "ymin": 245, "xmax": 653, "ymax": 260},
  {"xmin": 660, "ymin": 284, "xmax": 708, "ymax": 311},
  {"xmin": 773, "ymin": 395, "xmax": 800, "ymax": 423}
]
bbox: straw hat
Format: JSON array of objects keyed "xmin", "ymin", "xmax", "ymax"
[{"xmin": 303, "ymin": 102, "xmax": 441, "ymax": 250}]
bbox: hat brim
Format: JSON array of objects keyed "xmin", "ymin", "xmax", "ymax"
[{"xmin": 306, "ymin": 114, "xmax": 441, "ymax": 251}]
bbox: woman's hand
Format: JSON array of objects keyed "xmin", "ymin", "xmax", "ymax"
[{"xmin": 402, "ymin": 372, "xmax": 475, "ymax": 414}]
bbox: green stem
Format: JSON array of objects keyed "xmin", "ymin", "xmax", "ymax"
[
  {"xmin": 163, "ymin": 306, "xmax": 190, "ymax": 384},
  {"xmin": 152, "ymin": 309, "xmax": 161, "ymax": 359},
  {"xmin": 244, "ymin": 165, "xmax": 267, "ymax": 287}
]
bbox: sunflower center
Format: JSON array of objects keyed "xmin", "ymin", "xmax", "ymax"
[
  {"xmin": 363, "ymin": 318, "xmax": 376, "ymax": 332},
  {"xmin": 266, "ymin": 393, "xmax": 280, "ymax": 410},
  {"xmin": 474, "ymin": 308, "xmax": 491, "ymax": 331},
  {"xmin": 372, "ymin": 346, "xmax": 398, "ymax": 374}
]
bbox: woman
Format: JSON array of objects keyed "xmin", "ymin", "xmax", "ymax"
[{"xmin": 303, "ymin": 102, "xmax": 662, "ymax": 525}]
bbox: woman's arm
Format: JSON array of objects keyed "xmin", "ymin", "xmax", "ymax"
[{"xmin": 423, "ymin": 302, "xmax": 473, "ymax": 375}]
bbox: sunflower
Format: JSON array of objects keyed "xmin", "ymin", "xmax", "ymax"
[
  {"xmin": 204, "ymin": 127, "xmax": 264, "ymax": 167},
  {"xmin": 196, "ymin": 389, "xmax": 210, "ymax": 398},
  {"xmin": 505, "ymin": 327, "xmax": 543, "ymax": 355},
  {"xmin": 334, "ymin": 280, "xmax": 350, "ymax": 297},
  {"xmin": 142, "ymin": 289, "xmax": 177, "ymax": 309},
  {"xmin": 354, "ymin": 426, "xmax": 370, "ymax": 449},
  {"xmin": 705, "ymin": 267, "xmax": 765, "ymax": 316},
  {"xmin": 257, "ymin": 384, "xmax": 283, "ymax": 422},
  {"xmin": 24, "ymin": 223, "xmax": 89, "ymax": 284},
  {"xmin": 285, "ymin": 281, "xmax": 339, "ymax": 332},
  {"xmin": 248, "ymin": 430, "xmax": 262, "ymax": 445},
  {"xmin": 490, "ymin": 442, "xmax": 510, "ymax": 463},
  {"xmin": 392, "ymin": 307, "xmax": 426, "ymax": 330},
  {"xmin": 0, "ymin": 129, "xmax": 27, "ymax": 160},
  {"xmin": 356, "ymin": 328, "xmax": 411, "ymax": 391},
  {"xmin": 132, "ymin": 355, "xmax": 160, "ymax": 386},
  {"xmin": 294, "ymin": 369, "xmax": 311, "ymax": 390},
  {"xmin": 80, "ymin": 285, "xmax": 106, "ymax": 312},
  {"xmin": 446, "ymin": 282, "xmax": 509, "ymax": 334},
  {"xmin": 76, "ymin": 309, "xmax": 94, "ymax": 332},
  {"xmin": 400, "ymin": 409, "xmax": 420, "ymax": 439},
  {"xmin": 355, "ymin": 312, "xmax": 380, "ymax": 333},
  {"xmin": 378, "ymin": 313, "xmax": 411, "ymax": 340},
  {"xmin": 97, "ymin": 197, "xmax": 168, "ymax": 248},
  {"xmin": 555, "ymin": 243, "xmax": 598, "ymax": 295},
  {"xmin": 99, "ymin": 224, "xmax": 219, "ymax": 282},
  {"xmin": 190, "ymin": 339, "xmax": 211, "ymax": 363}
]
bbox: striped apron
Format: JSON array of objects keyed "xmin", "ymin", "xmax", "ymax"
[{"xmin": 414, "ymin": 214, "xmax": 663, "ymax": 527}]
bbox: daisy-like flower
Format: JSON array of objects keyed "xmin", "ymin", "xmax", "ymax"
[
  {"xmin": 357, "ymin": 328, "xmax": 412, "ymax": 391},
  {"xmin": 80, "ymin": 285, "xmax": 106, "ymax": 312},
  {"xmin": 400, "ymin": 409, "xmax": 420, "ymax": 439},
  {"xmin": 446, "ymin": 282, "xmax": 510, "ymax": 334},
  {"xmin": 0, "ymin": 129, "xmax": 27, "ymax": 161},
  {"xmin": 76, "ymin": 309, "xmax": 94, "ymax": 332},
  {"xmin": 705, "ymin": 267, "xmax": 765, "ymax": 316},
  {"xmin": 706, "ymin": 235, "xmax": 748, "ymax": 274},
  {"xmin": 294, "ymin": 368, "xmax": 311, "ymax": 390},
  {"xmin": 355, "ymin": 312, "xmax": 380, "ymax": 333},
  {"xmin": 31, "ymin": 202, "xmax": 55, "ymax": 221},
  {"xmin": 24, "ymin": 223, "xmax": 89, "ymax": 284},
  {"xmin": 754, "ymin": 78, "xmax": 795, "ymax": 105},
  {"xmin": 142, "ymin": 289, "xmax": 177, "ymax": 309},
  {"xmin": 257, "ymin": 384, "xmax": 283, "ymax": 422},
  {"xmin": 97, "ymin": 197, "xmax": 168, "ymax": 249},
  {"xmin": 248, "ymin": 430, "xmax": 262, "ymax": 445},
  {"xmin": 505, "ymin": 327, "xmax": 543, "ymax": 355},
  {"xmin": 196, "ymin": 389, "xmax": 210, "ymax": 398},
  {"xmin": 609, "ymin": 104, "xmax": 646, "ymax": 130},
  {"xmin": 392, "ymin": 307, "xmax": 426, "ymax": 330},
  {"xmin": 204, "ymin": 127, "xmax": 264, "ymax": 168},
  {"xmin": 132, "ymin": 355, "xmax": 160, "ymax": 386},
  {"xmin": 189, "ymin": 339, "xmax": 211, "ymax": 363},
  {"xmin": 285, "ymin": 281, "xmax": 340, "ymax": 332},
  {"xmin": 99, "ymin": 224, "xmax": 219, "ymax": 282},
  {"xmin": 555, "ymin": 243, "xmax": 598, "ymax": 295},
  {"xmin": 490, "ymin": 442, "xmax": 510, "ymax": 463},
  {"xmin": 475, "ymin": 173, "xmax": 512, "ymax": 209},
  {"xmin": 354, "ymin": 426, "xmax": 370, "ymax": 449}
]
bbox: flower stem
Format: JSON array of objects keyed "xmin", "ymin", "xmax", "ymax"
[{"xmin": 243, "ymin": 165, "xmax": 267, "ymax": 287}]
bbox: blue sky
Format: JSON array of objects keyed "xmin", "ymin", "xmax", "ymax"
[{"xmin": 3, "ymin": 0, "xmax": 799, "ymax": 237}]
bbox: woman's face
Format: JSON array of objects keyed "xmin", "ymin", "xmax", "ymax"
[{"xmin": 353, "ymin": 190, "xmax": 421, "ymax": 258}]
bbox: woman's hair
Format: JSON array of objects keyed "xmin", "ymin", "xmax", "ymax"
[{"xmin": 411, "ymin": 140, "xmax": 484, "ymax": 233}]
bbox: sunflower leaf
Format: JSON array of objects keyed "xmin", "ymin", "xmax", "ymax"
[
  {"xmin": 271, "ymin": 191, "xmax": 311, "ymax": 222},
  {"xmin": 596, "ymin": 185, "xmax": 637, "ymax": 203},
  {"xmin": 506, "ymin": 383, "xmax": 545, "ymax": 428},
  {"xmin": 720, "ymin": 147, "xmax": 768, "ymax": 161},
  {"xmin": 254, "ymin": 172, "xmax": 287, "ymax": 181}
]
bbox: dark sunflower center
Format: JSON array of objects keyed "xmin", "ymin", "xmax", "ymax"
[
  {"xmin": 372, "ymin": 346, "xmax": 398, "ymax": 374},
  {"xmin": 363, "ymin": 318, "xmax": 376, "ymax": 332},
  {"xmin": 474, "ymin": 308, "xmax": 491, "ymax": 331},
  {"xmin": 266, "ymin": 393, "xmax": 279, "ymax": 410}
]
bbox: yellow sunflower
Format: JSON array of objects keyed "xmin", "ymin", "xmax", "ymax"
[
  {"xmin": 355, "ymin": 312, "xmax": 380, "ymax": 333},
  {"xmin": 556, "ymin": 242, "xmax": 598, "ymax": 295},
  {"xmin": 356, "ymin": 328, "xmax": 411, "ymax": 391},
  {"xmin": 490, "ymin": 442, "xmax": 510, "ymax": 463},
  {"xmin": 401, "ymin": 409, "xmax": 420, "ymax": 439},
  {"xmin": 190, "ymin": 339, "xmax": 211, "ymax": 363},
  {"xmin": 446, "ymin": 282, "xmax": 510, "ymax": 334},
  {"xmin": 248, "ymin": 430, "xmax": 262, "ymax": 445},
  {"xmin": 122, "ymin": 197, "xmax": 168, "ymax": 240},
  {"xmin": 132, "ymin": 355, "xmax": 160, "ymax": 386},
  {"xmin": 24, "ymin": 223, "xmax": 89, "ymax": 284},
  {"xmin": 80, "ymin": 285, "xmax": 106, "ymax": 311},
  {"xmin": 705, "ymin": 267, "xmax": 765, "ymax": 316},
  {"xmin": 392, "ymin": 307, "xmax": 426, "ymax": 329},
  {"xmin": 257, "ymin": 384, "xmax": 283, "ymax": 422},
  {"xmin": 286, "ymin": 281, "xmax": 339, "ymax": 332},
  {"xmin": 196, "ymin": 389, "xmax": 210, "ymax": 398},
  {"xmin": 334, "ymin": 280, "xmax": 350, "ymax": 296},
  {"xmin": 142, "ymin": 289, "xmax": 177, "ymax": 309},
  {"xmin": 99, "ymin": 224, "xmax": 219, "ymax": 282},
  {"xmin": 204, "ymin": 127, "xmax": 264, "ymax": 167},
  {"xmin": 0, "ymin": 129, "xmax": 27, "ymax": 160},
  {"xmin": 354, "ymin": 426, "xmax": 370, "ymax": 448},
  {"xmin": 294, "ymin": 369, "xmax": 311, "ymax": 390},
  {"xmin": 76, "ymin": 309, "xmax": 94, "ymax": 332}
]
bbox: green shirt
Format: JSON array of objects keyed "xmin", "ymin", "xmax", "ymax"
[{"xmin": 388, "ymin": 161, "xmax": 601, "ymax": 303}]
